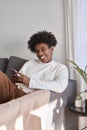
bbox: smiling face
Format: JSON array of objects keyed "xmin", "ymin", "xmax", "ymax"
[{"xmin": 35, "ymin": 43, "xmax": 54, "ymax": 63}]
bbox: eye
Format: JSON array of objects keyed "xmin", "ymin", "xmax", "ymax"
[
  {"xmin": 42, "ymin": 47, "xmax": 46, "ymax": 51},
  {"xmin": 35, "ymin": 50, "xmax": 39, "ymax": 54}
]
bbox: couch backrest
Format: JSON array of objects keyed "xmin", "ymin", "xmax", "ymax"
[
  {"xmin": 5, "ymin": 56, "xmax": 28, "ymax": 78},
  {"xmin": 0, "ymin": 58, "xmax": 9, "ymax": 73}
]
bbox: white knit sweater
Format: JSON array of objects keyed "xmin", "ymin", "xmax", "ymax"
[{"xmin": 17, "ymin": 59, "xmax": 68, "ymax": 93}]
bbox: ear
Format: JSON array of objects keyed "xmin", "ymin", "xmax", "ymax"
[{"xmin": 51, "ymin": 46, "xmax": 54, "ymax": 51}]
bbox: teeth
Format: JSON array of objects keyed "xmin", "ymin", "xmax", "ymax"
[{"xmin": 41, "ymin": 56, "xmax": 45, "ymax": 59}]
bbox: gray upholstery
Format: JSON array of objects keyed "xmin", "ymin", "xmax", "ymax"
[
  {"xmin": 0, "ymin": 56, "xmax": 77, "ymax": 130},
  {"xmin": 47, "ymin": 79, "xmax": 77, "ymax": 130},
  {"xmin": 5, "ymin": 56, "xmax": 27, "ymax": 78},
  {"xmin": 0, "ymin": 58, "xmax": 8, "ymax": 72}
]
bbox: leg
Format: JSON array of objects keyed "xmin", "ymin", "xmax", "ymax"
[
  {"xmin": 81, "ymin": 126, "xmax": 87, "ymax": 130},
  {"xmin": 0, "ymin": 71, "xmax": 26, "ymax": 104}
]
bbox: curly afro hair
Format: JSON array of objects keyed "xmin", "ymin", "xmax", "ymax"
[{"xmin": 27, "ymin": 30, "xmax": 57, "ymax": 53}]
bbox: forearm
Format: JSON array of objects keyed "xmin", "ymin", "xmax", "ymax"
[{"xmin": 29, "ymin": 79, "xmax": 68, "ymax": 93}]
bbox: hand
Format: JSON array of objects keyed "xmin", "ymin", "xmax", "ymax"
[
  {"xmin": 11, "ymin": 72, "xmax": 23, "ymax": 83},
  {"xmin": 11, "ymin": 71, "xmax": 30, "ymax": 86},
  {"xmin": 21, "ymin": 74, "xmax": 30, "ymax": 86}
]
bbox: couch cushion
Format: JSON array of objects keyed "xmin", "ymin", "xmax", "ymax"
[
  {"xmin": 0, "ymin": 58, "xmax": 8, "ymax": 73},
  {"xmin": 6, "ymin": 56, "xmax": 27, "ymax": 78}
]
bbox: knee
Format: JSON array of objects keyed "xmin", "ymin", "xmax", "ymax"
[
  {"xmin": 0, "ymin": 71, "xmax": 8, "ymax": 81},
  {"xmin": 0, "ymin": 71, "xmax": 4, "ymax": 76}
]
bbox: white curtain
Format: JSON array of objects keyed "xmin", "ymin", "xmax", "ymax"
[
  {"xmin": 76, "ymin": 2, "xmax": 87, "ymax": 129},
  {"xmin": 64, "ymin": 0, "xmax": 87, "ymax": 90},
  {"xmin": 64, "ymin": 0, "xmax": 77, "ymax": 79},
  {"xmin": 76, "ymin": 0, "xmax": 87, "ymax": 68},
  {"xmin": 64, "ymin": 0, "xmax": 87, "ymax": 129},
  {"xmin": 76, "ymin": 0, "xmax": 87, "ymax": 92}
]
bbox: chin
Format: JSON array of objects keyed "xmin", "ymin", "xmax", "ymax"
[
  {"xmin": 40, "ymin": 59, "xmax": 47, "ymax": 63},
  {"xmin": 41, "ymin": 60, "xmax": 51, "ymax": 63}
]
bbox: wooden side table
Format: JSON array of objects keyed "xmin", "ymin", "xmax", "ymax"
[{"xmin": 69, "ymin": 104, "xmax": 87, "ymax": 130}]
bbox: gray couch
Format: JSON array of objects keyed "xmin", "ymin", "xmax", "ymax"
[{"xmin": 0, "ymin": 56, "xmax": 77, "ymax": 130}]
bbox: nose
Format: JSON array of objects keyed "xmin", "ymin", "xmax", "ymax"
[{"xmin": 37, "ymin": 50, "xmax": 43, "ymax": 56}]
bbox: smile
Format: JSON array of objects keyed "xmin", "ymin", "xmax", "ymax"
[{"xmin": 40, "ymin": 56, "xmax": 45, "ymax": 59}]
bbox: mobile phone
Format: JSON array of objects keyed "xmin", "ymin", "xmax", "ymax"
[{"xmin": 10, "ymin": 68, "xmax": 21, "ymax": 77}]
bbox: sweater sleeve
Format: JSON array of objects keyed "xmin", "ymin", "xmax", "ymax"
[{"xmin": 29, "ymin": 65, "xmax": 68, "ymax": 93}]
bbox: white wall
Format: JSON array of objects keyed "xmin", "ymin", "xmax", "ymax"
[{"xmin": 0, "ymin": 0, "xmax": 66, "ymax": 64}]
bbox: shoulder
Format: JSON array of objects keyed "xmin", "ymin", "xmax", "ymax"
[
  {"xmin": 53, "ymin": 60, "xmax": 67, "ymax": 67},
  {"xmin": 53, "ymin": 61, "xmax": 68, "ymax": 72},
  {"xmin": 19, "ymin": 59, "xmax": 38, "ymax": 72},
  {"xmin": 22, "ymin": 59, "xmax": 39, "ymax": 67}
]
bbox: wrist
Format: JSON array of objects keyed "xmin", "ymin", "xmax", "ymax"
[{"xmin": 22, "ymin": 75, "xmax": 30, "ymax": 86}]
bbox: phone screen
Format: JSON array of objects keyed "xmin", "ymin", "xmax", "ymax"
[{"xmin": 10, "ymin": 68, "xmax": 21, "ymax": 77}]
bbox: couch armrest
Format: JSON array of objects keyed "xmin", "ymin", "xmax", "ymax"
[
  {"xmin": 0, "ymin": 79, "xmax": 77, "ymax": 130},
  {"xmin": 0, "ymin": 90, "xmax": 50, "ymax": 130}
]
